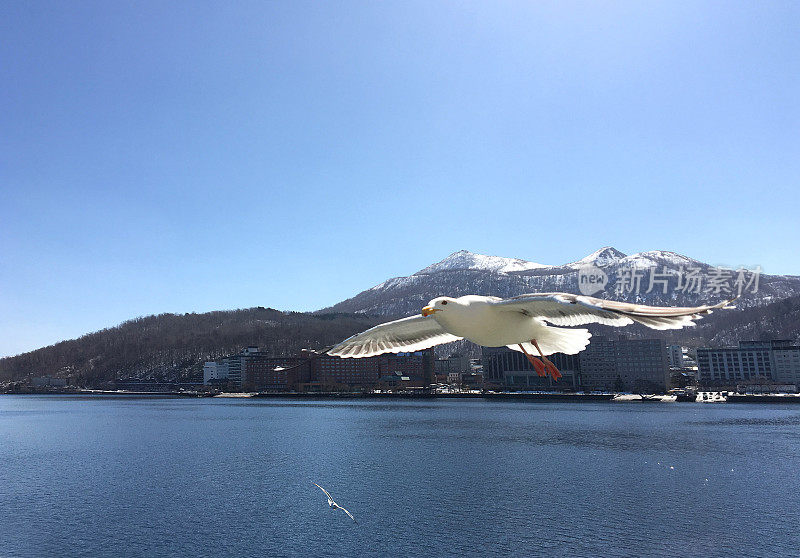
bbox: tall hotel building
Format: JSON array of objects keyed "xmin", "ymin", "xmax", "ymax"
[
  {"xmin": 697, "ymin": 340, "xmax": 800, "ymax": 386},
  {"xmin": 579, "ymin": 337, "xmax": 669, "ymax": 392}
]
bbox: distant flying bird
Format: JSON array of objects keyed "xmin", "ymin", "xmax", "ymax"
[
  {"xmin": 313, "ymin": 483, "xmax": 357, "ymax": 523},
  {"xmin": 328, "ymin": 293, "xmax": 734, "ymax": 380}
]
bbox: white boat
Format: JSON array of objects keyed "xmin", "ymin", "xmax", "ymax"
[
  {"xmin": 612, "ymin": 393, "xmax": 677, "ymax": 402},
  {"xmin": 696, "ymin": 391, "xmax": 727, "ymax": 403},
  {"xmin": 613, "ymin": 393, "xmax": 643, "ymax": 402}
]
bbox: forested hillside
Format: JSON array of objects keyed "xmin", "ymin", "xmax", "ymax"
[{"xmin": 0, "ymin": 308, "xmax": 383, "ymax": 386}]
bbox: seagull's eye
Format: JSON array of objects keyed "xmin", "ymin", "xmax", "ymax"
[{"xmin": 441, "ymin": 301, "xmax": 448, "ymax": 305}]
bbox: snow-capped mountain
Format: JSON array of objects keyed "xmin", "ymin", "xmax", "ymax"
[
  {"xmin": 325, "ymin": 248, "xmax": 800, "ymax": 317},
  {"xmin": 413, "ymin": 250, "xmax": 549, "ymax": 275},
  {"xmin": 566, "ymin": 247, "xmax": 628, "ymax": 268}
]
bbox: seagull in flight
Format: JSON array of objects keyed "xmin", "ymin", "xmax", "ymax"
[
  {"xmin": 328, "ymin": 293, "xmax": 734, "ymax": 379},
  {"xmin": 313, "ymin": 483, "xmax": 357, "ymax": 523}
]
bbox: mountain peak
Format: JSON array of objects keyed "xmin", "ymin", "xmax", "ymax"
[
  {"xmin": 572, "ymin": 247, "xmax": 627, "ymax": 267},
  {"xmin": 414, "ymin": 250, "xmax": 549, "ymax": 276}
]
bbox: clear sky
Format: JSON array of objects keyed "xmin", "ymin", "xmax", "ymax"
[{"xmin": 1, "ymin": 1, "xmax": 798, "ymax": 357}]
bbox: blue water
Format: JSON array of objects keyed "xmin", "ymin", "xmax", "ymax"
[{"xmin": 1, "ymin": 396, "xmax": 799, "ymax": 557}]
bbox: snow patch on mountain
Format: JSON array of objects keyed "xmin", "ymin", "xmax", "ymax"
[
  {"xmin": 414, "ymin": 250, "xmax": 550, "ymax": 276},
  {"xmin": 629, "ymin": 250, "xmax": 706, "ymax": 268},
  {"xmin": 619, "ymin": 254, "xmax": 663, "ymax": 268}
]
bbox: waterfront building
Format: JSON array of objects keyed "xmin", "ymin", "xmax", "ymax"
[
  {"xmin": 227, "ymin": 357, "xmax": 244, "ymax": 387},
  {"xmin": 203, "ymin": 346, "xmax": 272, "ymax": 389},
  {"xmin": 579, "ymin": 337, "xmax": 669, "ymax": 392},
  {"xmin": 312, "ymin": 354, "xmax": 383, "ymax": 388},
  {"xmin": 697, "ymin": 340, "xmax": 800, "ymax": 387},
  {"xmin": 667, "ymin": 345, "xmax": 684, "ymax": 368},
  {"xmin": 203, "ymin": 361, "xmax": 228, "ymax": 384},
  {"xmin": 31, "ymin": 376, "xmax": 68, "ymax": 388},
  {"xmin": 772, "ymin": 341, "xmax": 800, "ymax": 386},
  {"xmin": 481, "ymin": 346, "xmax": 580, "ymax": 390},
  {"xmin": 697, "ymin": 342, "xmax": 774, "ymax": 385},
  {"xmin": 434, "ymin": 353, "xmax": 471, "ymax": 377},
  {"xmin": 461, "ymin": 370, "xmax": 483, "ymax": 388},
  {"xmin": 309, "ymin": 349, "xmax": 434, "ymax": 390},
  {"xmin": 243, "ymin": 354, "xmax": 311, "ymax": 392}
]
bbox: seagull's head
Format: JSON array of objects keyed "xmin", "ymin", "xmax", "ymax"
[{"xmin": 421, "ymin": 297, "xmax": 457, "ymax": 317}]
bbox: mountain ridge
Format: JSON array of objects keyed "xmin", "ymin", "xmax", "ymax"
[{"xmin": 324, "ymin": 247, "xmax": 800, "ymax": 317}]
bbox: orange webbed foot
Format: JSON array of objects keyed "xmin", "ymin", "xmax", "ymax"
[
  {"xmin": 545, "ymin": 361, "xmax": 562, "ymax": 380},
  {"xmin": 531, "ymin": 357, "xmax": 547, "ymax": 377},
  {"xmin": 518, "ymin": 344, "xmax": 548, "ymax": 376}
]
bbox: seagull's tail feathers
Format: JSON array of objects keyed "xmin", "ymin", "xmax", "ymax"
[{"xmin": 507, "ymin": 326, "xmax": 591, "ymax": 356}]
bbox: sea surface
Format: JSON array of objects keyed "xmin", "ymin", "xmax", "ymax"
[{"xmin": 1, "ymin": 395, "xmax": 799, "ymax": 557}]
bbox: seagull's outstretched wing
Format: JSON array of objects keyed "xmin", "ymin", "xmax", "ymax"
[
  {"xmin": 490, "ymin": 292, "xmax": 734, "ymax": 330},
  {"xmin": 313, "ymin": 482, "xmax": 333, "ymax": 501},
  {"xmin": 327, "ymin": 315, "xmax": 462, "ymax": 358},
  {"xmin": 339, "ymin": 506, "xmax": 357, "ymax": 523}
]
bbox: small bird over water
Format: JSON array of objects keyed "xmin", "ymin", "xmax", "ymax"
[
  {"xmin": 313, "ymin": 482, "xmax": 357, "ymax": 523},
  {"xmin": 328, "ymin": 292, "xmax": 734, "ymax": 379}
]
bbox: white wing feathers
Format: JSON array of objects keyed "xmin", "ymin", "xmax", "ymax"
[
  {"xmin": 340, "ymin": 507, "xmax": 357, "ymax": 523},
  {"xmin": 492, "ymin": 292, "xmax": 733, "ymax": 330},
  {"xmin": 313, "ymin": 482, "xmax": 333, "ymax": 501},
  {"xmin": 327, "ymin": 315, "xmax": 462, "ymax": 358}
]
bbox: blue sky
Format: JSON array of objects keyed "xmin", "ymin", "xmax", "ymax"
[{"xmin": 1, "ymin": 1, "xmax": 798, "ymax": 357}]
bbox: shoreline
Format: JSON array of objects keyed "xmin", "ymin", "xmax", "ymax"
[{"xmin": 4, "ymin": 390, "xmax": 800, "ymax": 403}]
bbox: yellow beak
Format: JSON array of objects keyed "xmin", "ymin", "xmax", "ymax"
[{"xmin": 421, "ymin": 306, "xmax": 440, "ymax": 317}]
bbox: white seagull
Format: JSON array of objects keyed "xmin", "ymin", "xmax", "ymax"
[
  {"xmin": 313, "ymin": 482, "xmax": 357, "ymax": 523},
  {"xmin": 328, "ymin": 293, "xmax": 734, "ymax": 379}
]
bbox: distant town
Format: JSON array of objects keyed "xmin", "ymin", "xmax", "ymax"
[
  {"xmin": 10, "ymin": 336, "xmax": 800, "ymax": 402},
  {"xmin": 4, "ymin": 248, "xmax": 800, "ymax": 401}
]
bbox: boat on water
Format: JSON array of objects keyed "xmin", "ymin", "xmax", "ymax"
[
  {"xmin": 640, "ymin": 394, "xmax": 677, "ymax": 402},
  {"xmin": 613, "ymin": 393, "xmax": 644, "ymax": 402},
  {"xmin": 612, "ymin": 394, "xmax": 677, "ymax": 402},
  {"xmin": 669, "ymin": 388, "xmax": 698, "ymax": 402},
  {"xmin": 696, "ymin": 391, "xmax": 728, "ymax": 403}
]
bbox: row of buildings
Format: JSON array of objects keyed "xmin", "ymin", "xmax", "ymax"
[
  {"xmin": 205, "ymin": 336, "xmax": 674, "ymax": 392},
  {"xmin": 203, "ymin": 337, "xmax": 800, "ymax": 393},
  {"xmin": 204, "ymin": 346, "xmax": 436, "ymax": 392}
]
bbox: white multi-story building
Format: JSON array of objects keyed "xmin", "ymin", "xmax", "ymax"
[
  {"xmin": 203, "ymin": 361, "xmax": 229, "ymax": 384},
  {"xmin": 204, "ymin": 346, "xmax": 262, "ymax": 388}
]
